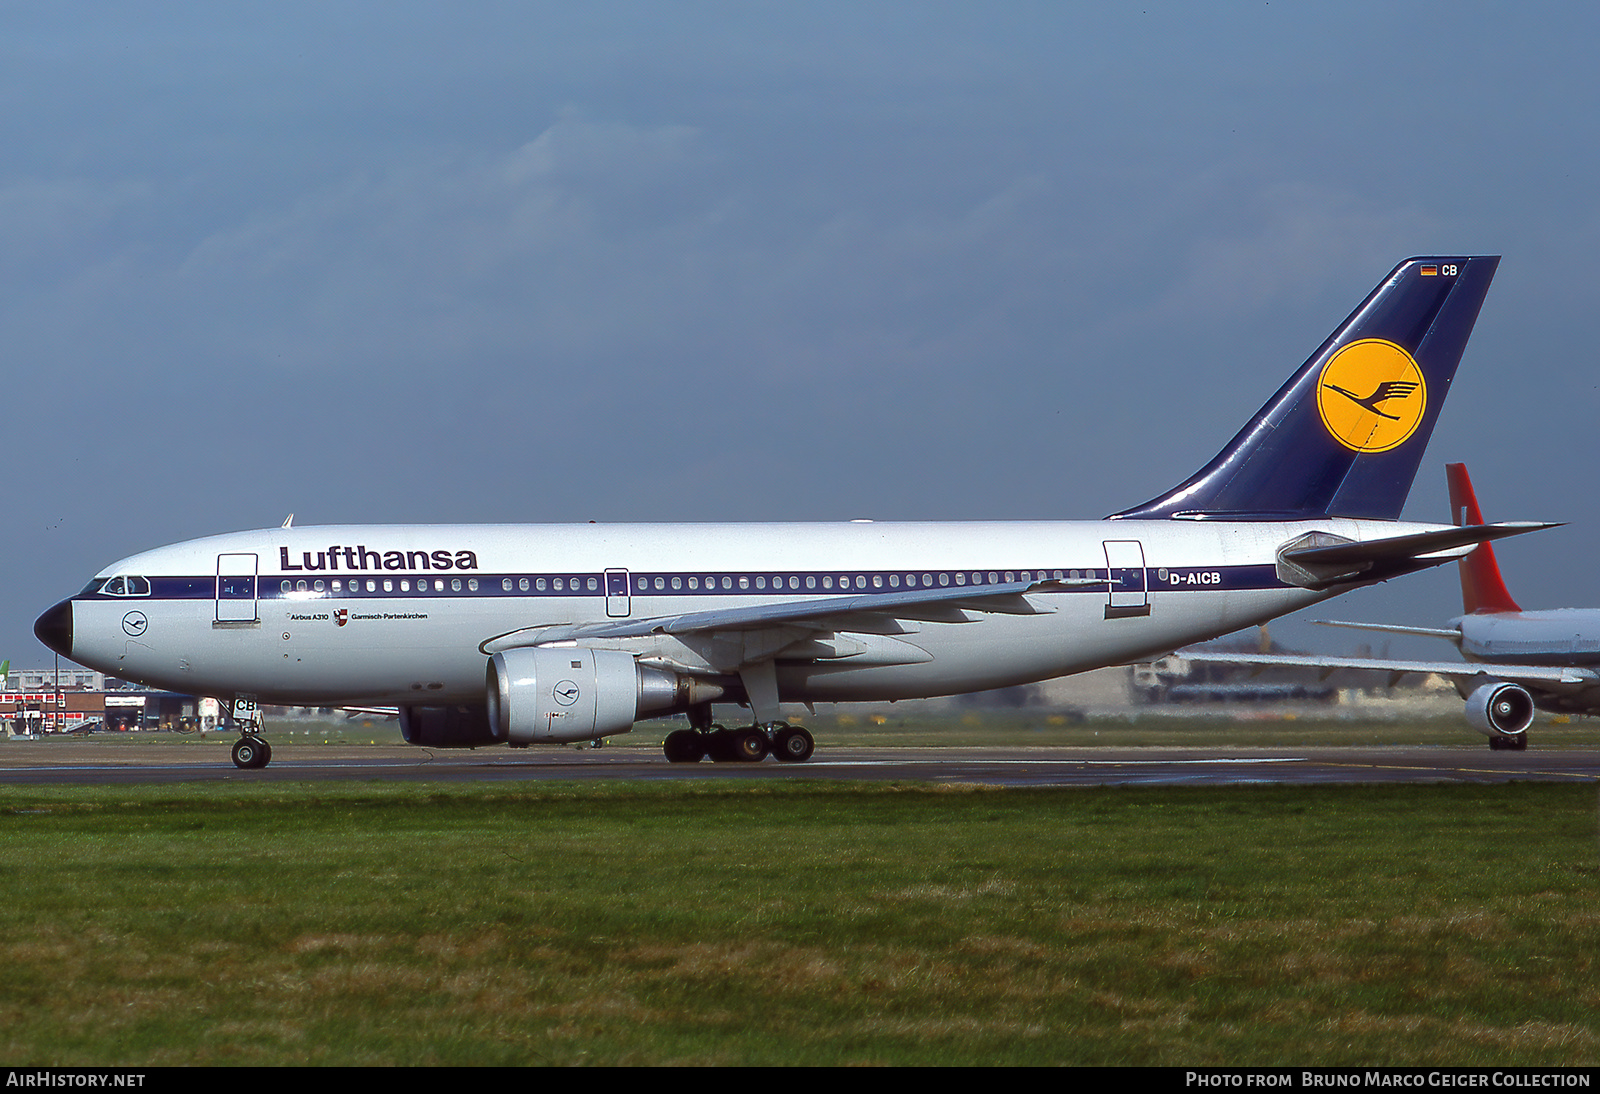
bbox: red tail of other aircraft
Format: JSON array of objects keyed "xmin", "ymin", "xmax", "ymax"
[{"xmin": 1446, "ymin": 462, "xmax": 1522, "ymax": 615}]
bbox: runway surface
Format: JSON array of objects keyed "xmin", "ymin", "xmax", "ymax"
[{"xmin": 3, "ymin": 736, "xmax": 1600, "ymax": 787}]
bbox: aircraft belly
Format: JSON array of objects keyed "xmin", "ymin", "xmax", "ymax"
[{"xmin": 779, "ymin": 587, "xmax": 1319, "ymax": 703}]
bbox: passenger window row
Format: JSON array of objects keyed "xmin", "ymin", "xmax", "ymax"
[
  {"xmin": 269, "ymin": 569, "xmax": 1099, "ymax": 598},
  {"xmin": 281, "ymin": 577, "xmax": 483, "ymax": 595}
]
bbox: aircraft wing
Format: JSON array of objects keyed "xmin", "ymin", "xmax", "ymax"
[
  {"xmin": 480, "ymin": 576, "xmax": 1097, "ymax": 653},
  {"xmin": 1177, "ymin": 650, "xmax": 1599, "ymax": 693}
]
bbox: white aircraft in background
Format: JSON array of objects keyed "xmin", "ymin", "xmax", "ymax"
[
  {"xmin": 35, "ymin": 256, "xmax": 1547, "ymax": 769},
  {"xmin": 1184, "ymin": 463, "xmax": 1590, "ymax": 750}
]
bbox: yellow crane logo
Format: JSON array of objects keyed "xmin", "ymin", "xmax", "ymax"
[{"xmin": 1316, "ymin": 339, "xmax": 1427, "ymax": 453}]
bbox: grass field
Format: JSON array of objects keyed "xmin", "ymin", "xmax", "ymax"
[{"xmin": 2, "ymin": 775, "xmax": 1597, "ymax": 1065}]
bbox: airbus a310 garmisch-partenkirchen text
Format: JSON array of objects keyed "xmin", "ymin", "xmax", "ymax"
[{"xmin": 34, "ymin": 256, "xmax": 1548, "ymax": 769}]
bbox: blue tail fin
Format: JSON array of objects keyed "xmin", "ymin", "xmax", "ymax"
[{"xmin": 1112, "ymin": 256, "xmax": 1499, "ymax": 521}]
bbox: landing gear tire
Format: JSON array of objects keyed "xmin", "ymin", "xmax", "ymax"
[
  {"xmin": 772, "ymin": 724, "xmax": 815, "ymax": 763},
  {"xmin": 730, "ymin": 727, "xmax": 769, "ymax": 762},
  {"xmin": 232, "ymin": 737, "xmax": 271, "ymax": 769},
  {"xmin": 1489, "ymin": 734, "xmax": 1528, "ymax": 752},
  {"xmin": 663, "ymin": 728, "xmax": 707, "ymax": 763},
  {"xmin": 705, "ymin": 726, "xmax": 736, "ymax": 762}
]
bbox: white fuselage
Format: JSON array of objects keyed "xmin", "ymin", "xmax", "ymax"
[
  {"xmin": 1456, "ymin": 609, "xmax": 1600, "ymax": 669},
  {"xmin": 61, "ymin": 517, "xmax": 1449, "ymax": 708}
]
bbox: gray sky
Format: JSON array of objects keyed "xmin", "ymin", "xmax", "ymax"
[{"xmin": 5, "ymin": 2, "xmax": 1598, "ymax": 667}]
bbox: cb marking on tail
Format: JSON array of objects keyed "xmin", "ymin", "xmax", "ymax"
[{"xmin": 1316, "ymin": 338, "xmax": 1427, "ymax": 453}]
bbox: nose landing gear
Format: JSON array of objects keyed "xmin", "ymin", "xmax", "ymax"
[
  {"xmin": 228, "ymin": 694, "xmax": 273, "ymax": 770},
  {"xmin": 231, "ymin": 736, "xmax": 272, "ymax": 769}
]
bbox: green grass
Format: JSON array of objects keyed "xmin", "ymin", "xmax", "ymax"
[{"xmin": 1, "ymin": 779, "xmax": 1597, "ymax": 1065}]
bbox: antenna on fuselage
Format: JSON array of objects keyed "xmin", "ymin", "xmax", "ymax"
[{"xmin": 281, "ymin": 514, "xmax": 294, "ymax": 528}]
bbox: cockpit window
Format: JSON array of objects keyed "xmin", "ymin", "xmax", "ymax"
[{"xmin": 101, "ymin": 576, "xmax": 150, "ymax": 597}]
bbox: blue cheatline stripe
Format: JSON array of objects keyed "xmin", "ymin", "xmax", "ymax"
[{"xmin": 85, "ymin": 563, "xmax": 1290, "ymax": 604}]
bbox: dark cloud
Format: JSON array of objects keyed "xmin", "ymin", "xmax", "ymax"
[{"xmin": 4, "ymin": 2, "xmax": 1599, "ymax": 664}]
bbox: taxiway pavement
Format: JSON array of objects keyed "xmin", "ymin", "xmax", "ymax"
[{"xmin": 2, "ymin": 738, "xmax": 1598, "ymax": 787}]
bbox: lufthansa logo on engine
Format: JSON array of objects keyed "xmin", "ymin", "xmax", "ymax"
[
  {"xmin": 552, "ymin": 680, "xmax": 580, "ymax": 707},
  {"xmin": 1316, "ymin": 338, "xmax": 1427, "ymax": 454}
]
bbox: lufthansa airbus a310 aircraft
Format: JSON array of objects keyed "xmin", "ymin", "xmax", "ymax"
[{"xmin": 34, "ymin": 256, "xmax": 1548, "ymax": 768}]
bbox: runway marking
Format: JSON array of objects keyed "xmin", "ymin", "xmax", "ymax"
[
  {"xmin": 1309, "ymin": 758, "xmax": 1600, "ymax": 781},
  {"xmin": 802, "ymin": 756, "xmax": 1309, "ymax": 767}
]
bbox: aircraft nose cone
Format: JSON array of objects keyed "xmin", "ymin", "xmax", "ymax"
[{"xmin": 33, "ymin": 599, "xmax": 73, "ymax": 659}]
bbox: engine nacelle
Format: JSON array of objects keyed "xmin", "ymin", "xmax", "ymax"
[
  {"xmin": 1464, "ymin": 681, "xmax": 1535, "ymax": 739},
  {"xmin": 487, "ymin": 647, "xmax": 719, "ymax": 744},
  {"xmin": 398, "ymin": 703, "xmax": 499, "ymax": 748}
]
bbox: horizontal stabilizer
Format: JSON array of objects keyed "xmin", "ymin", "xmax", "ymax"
[
  {"xmin": 1276, "ymin": 521, "xmax": 1557, "ymax": 589},
  {"xmin": 1311, "ymin": 619, "xmax": 1462, "ymax": 640}
]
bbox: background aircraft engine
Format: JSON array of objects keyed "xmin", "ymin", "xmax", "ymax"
[
  {"xmin": 398, "ymin": 704, "xmax": 500, "ymax": 748},
  {"xmin": 488, "ymin": 647, "xmax": 706, "ymax": 744},
  {"xmin": 1464, "ymin": 681, "xmax": 1535, "ymax": 739}
]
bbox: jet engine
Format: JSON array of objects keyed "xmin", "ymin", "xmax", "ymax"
[
  {"xmin": 398, "ymin": 703, "xmax": 500, "ymax": 748},
  {"xmin": 487, "ymin": 647, "xmax": 719, "ymax": 744},
  {"xmin": 1464, "ymin": 681, "xmax": 1535, "ymax": 739}
]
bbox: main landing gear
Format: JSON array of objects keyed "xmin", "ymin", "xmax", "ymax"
[{"xmin": 662, "ymin": 722, "xmax": 815, "ymax": 764}]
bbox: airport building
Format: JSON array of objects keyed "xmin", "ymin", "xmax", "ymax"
[{"xmin": 1, "ymin": 665, "xmax": 200, "ymax": 735}]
